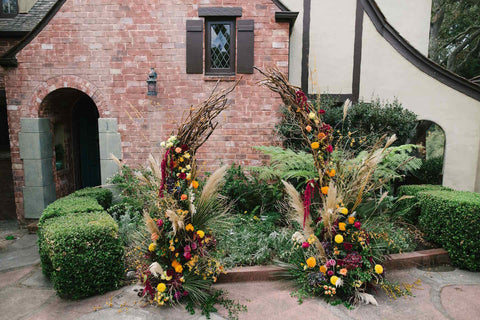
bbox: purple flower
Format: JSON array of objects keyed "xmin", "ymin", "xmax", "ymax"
[{"xmin": 174, "ymin": 291, "xmax": 182, "ymax": 300}]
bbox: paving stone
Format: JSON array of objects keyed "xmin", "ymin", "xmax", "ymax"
[
  {"xmin": 0, "ymin": 286, "xmax": 55, "ymax": 320},
  {"xmin": 20, "ymin": 267, "xmax": 52, "ymax": 288},
  {"xmin": 0, "ymin": 266, "xmax": 34, "ymax": 289},
  {"xmin": 0, "ymin": 234, "xmax": 40, "ymax": 272},
  {"xmin": 441, "ymin": 285, "xmax": 480, "ymax": 320}
]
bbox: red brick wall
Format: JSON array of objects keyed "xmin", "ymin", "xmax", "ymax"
[
  {"xmin": 4, "ymin": 0, "xmax": 290, "ymax": 221},
  {"xmin": 0, "ymin": 37, "xmax": 20, "ymax": 56}
]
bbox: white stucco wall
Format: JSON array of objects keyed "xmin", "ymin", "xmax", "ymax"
[
  {"xmin": 375, "ymin": 0, "xmax": 432, "ymax": 56},
  {"xmin": 360, "ymin": 15, "xmax": 480, "ymax": 191},
  {"xmin": 281, "ymin": 0, "xmax": 303, "ymax": 88},
  {"xmin": 18, "ymin": 0, "xmax": 37, "ymax": 13},
  {"xmin": 309, "ymin": 0, "xmax": 356, "ymax": 94}
]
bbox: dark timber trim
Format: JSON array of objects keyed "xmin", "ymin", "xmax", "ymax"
[
  {"xmin": 272, "ymin": 0, "xmax": 290, "ymax": 12},
  {"xmin": 352, "ymin": 0, "xmax": 364, "ymax": 103},
  {"xmin": 361, "ymin": 0, "xmax": 480, "ymax": 101},
  {"xmin": 198, "ymin": 7, "xmax": 242, "ymax": 17},
  {"xmin": 0, "ymin": 0, "xmax": 67, "ymax": 67},
  {"xmin": 275, "ymin": 11, "xmax": 298, "ymax": 24},
  {"xmin": 0, "ymin": 31, "xmax": 28, "ymax": 37},
  {"xmin": 301, "ymin": 0, "xmax": 311, "ymax": 93}
]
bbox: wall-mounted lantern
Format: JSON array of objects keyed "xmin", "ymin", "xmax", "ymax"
[{"xmin": 147, "ymin": 68, "xmax": 157, "ymax": 96}]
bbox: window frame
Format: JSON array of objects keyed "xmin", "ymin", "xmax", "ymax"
[
  {"xmin": 205, "ymin": 18, "xmax": 236, "ymax": 76},
  {"xmin": 0, "ymin": 0, "xmax": 19, "ymax": 18}
]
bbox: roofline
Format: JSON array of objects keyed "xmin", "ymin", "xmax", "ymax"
[
  {"xmin": 272, "ymin": 0, "xmax": 290, "ymax": 12},
  {"xmin": 275, "ymin": 11, "xmax": 298, "ymax": 24},
  {"xmin": 0, "ymin": 0, "xmax": 66, "ymax": 67},
  {"xmin": 362, "ymin": 0, "xmax": 480, "ymax": 102}
]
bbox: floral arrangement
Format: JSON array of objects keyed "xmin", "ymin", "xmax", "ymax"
[
  {"xmin": 117, "ymin": 81, "xmax": 242, "ymax": 315},
  {"xmin": 258, "ymin": 68, "xmax": 396, "ymax": 306}
]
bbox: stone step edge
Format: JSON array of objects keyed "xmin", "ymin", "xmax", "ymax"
[{"xmin": 217, "ymin": 248, "xmax": 450, "ymax": 283}]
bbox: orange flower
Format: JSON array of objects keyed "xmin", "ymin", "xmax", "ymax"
[
  {"xmin": 311, "ymin": 142, "xmax": 320, "ymax": 150},
  {"xmin": 306, "ymin": 257, "xmax": 316, "ymax": 268},
  {"xmin": 321, "ymin": 186, "xmax": 329, "ymax": 195},
  {"xmin": 318, "ymin": 132, "xmax": 326, "ymax": 140},
  {"xmin": 191, "ymin": 181, "xmax": 199, "ymax": 189},
  {"xmin": 175, "ymin": 147, "xmax": 182, "ymax": 153},
  {"xmin": 340, "ymin": 268, "xmax": 348, "ymax": 276},
  {"xmin": 151, "ymin": 233, "xmax": 159, "ymax": 241},
  {"xmin": 172, "ymin": 161, "xmax": 178, "ymax": 168},
  {"xmin": 348, "ymin": 216, "xmax": 355, "ymax": 224},
  {"xmin": 306, "ymin": 125, "xmax": 312, "ymax": 132},
  {"xmin": 181, "ymin": 194, "xmax": 188, "ymax": 201},
  {"xmin": 328, "ymin": 169, "xmax": 336, "ymax": 177},
  {"xmin": 338, "ymin": 223, "xmax": 346, "ymax": 231},
  {"xmin": 319, "ymin": 265, "xmax": 327, "ymax": 274}
]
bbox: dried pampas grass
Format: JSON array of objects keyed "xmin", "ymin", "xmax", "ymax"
[{"xmin": 200, "ymin": 164, "xmax": 229, "ymax": 202}]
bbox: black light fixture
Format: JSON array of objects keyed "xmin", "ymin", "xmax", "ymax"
[{"xmin": 147, "ymin": 68, "xmax": 157, "ymax": 96}]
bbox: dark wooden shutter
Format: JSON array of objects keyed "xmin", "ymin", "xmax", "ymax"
[
  {"xmin": 237, "ymin": 19, "xmax": 254, "ymax": 74},
  {"xmin": 186, "ymin": 20, "xmax": 203, "ymax": 74}
]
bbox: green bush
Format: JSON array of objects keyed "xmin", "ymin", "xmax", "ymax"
[
  {"xmin": 396, "ymin": 184, "xmax": 450, "ymax": 224},
  {"xmin": 415, "ymin": 157, "xmax": 444, "ymax": 185},
  {"xmin": 418, "ymin": 190, "xmax": 480, "ymax": 271},
  {"xmin": 40, "ymin": 211, "xmax": 124, "ymax": 299},
  {"xmin": 38, "ymin": 197, "xmax": 103, "ymax": 227},
  {"xmin": 70, "ymin": 187, "xmax": 113, "ymax": 209}
]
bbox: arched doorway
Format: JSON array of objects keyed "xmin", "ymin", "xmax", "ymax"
[
  {"xmin": 414, "ymin": 120, "xmax": 446, "ymax": 185},
  {"xmin": 40, "ymin": 88, "xmax": 101, "ymax": 196}
]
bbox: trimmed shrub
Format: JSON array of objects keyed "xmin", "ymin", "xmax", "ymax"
[
  {"xmin": 70, "ymin": 187, "xmax": 113, "ymax": 209},
  {"xmin": 418, "ymin": 190, "xmax": 480, "ymax": 271},
  {"xmin": 40, "ymin": 211, "xmax": 124, "ymax": 299},
  {"xmin": 38, "ymin": 197, "xmax": 103, "ymax": 226},
  {"xmin": 396, "ymin": 184, "xmax": 450, "ymax": 224}
]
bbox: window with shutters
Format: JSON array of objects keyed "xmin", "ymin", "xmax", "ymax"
[
  {"xmin": 205, "ymin": 18, "xmax": 235, "ymax": 75},
  {"xmin": 0, "ymin": 0, "xmax": 18, "ymax": 17}
]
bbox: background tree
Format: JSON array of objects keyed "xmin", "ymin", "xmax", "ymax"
[{"xmin": 429, "ymin": 0, "xmax": 480, "ymax": 80}]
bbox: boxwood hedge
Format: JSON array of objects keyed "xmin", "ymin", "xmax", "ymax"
[
  {"xmin": 397, "ymin": 184, "xmax": 451, "ymax": 223},
  {"xmin": 418, "ymin": 190, "xmax": 480, "ymax": 271},
  {"xmin": 70, "ymin": 187, "xmax": 113, "ymax": 210},
  {"xmin": 38, "ymin": 196, "xmax": 103, "ymax": 227},
  {"xmin": 40, "ymin": 211, "xmax": 124, "ymax": 299}
]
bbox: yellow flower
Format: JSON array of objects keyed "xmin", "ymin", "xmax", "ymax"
[
  {"xmin": 197, "ymin": 230, "xmax": 205, "ymax": 239},
  {"xmin": 328, "ymin": 169, "xmax": 336, "ymax": 177},
  {"xmin": 157, "ymin": 283, "xmax": 166, "ymax": 292},
  {"xmin": 148, "ymin": 243, "xmax": 157, "ymax": 252},
  {"xmin": 330, "ymin": 276, "xmax": 339, "ymax": 286},
  {"xmin": 338, "ymin": 223, "xmax": 346, "ymax": 231},
  {"xmin": 334, "ymin": 234, "xmax": 344, "ymax": 244},
  {"xmin": 319, "ymin": 265, "xmax": 327, "ymax": 274},
  {"xmin": 175, "ymin": 264, "xmax": 183, "ymax": 273},
  {"xmin": 375, "ymin": 264, "xmax": 384, "ymax": 274},
  {"xmin": 172, "ymin": 260, "xmax": 179, "ymax": 267},
  {"xmin": 348, "ymin": 216, "xmax": 355, "ymax": 224},
  {"xmin": 306, "ymin": 257, "xmax": 316, "ymax": 268},
  {"xmin": 340, "ymin": 207, "xmax": 348, "ymax": 215},
  {"xmin": 308, "ymin": 112, "xmax": 316, "ymax": 119},
  {"xmin": 191, "ymin": 181, "xmax": 199, "ymax": 189},
  {"xmin": 185, "ymin": 224, "xmax": 194, "ymax": 232},
  {"xmin": 321, "ymin": 186, "xmax": 329, "ymax": 195},
  {"xmin": 311, "ymin": 142, "xmax": 320, "ymax": 150}
]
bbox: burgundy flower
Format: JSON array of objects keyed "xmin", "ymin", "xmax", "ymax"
[
  {"xmin": 326, "ymin": 145, "xmax": 333, "ymax": 153},
  {"xmin": 179, "ymin": 172, "xmax": 186, "ymax": 180},
  {"xmin": 319, "ymin": 109, "xmax": 326, "ymax": 114},
  {"xmin": 181, "ymin": 144, "xmax": 189, "ymax": 151},
  {"xmin": 183, "ymin": 291, "xmax": 189, "ymax": 297},
  {"xmin": 327, "ymin": 270, "xmax": 334, "ymax": 276},
  {"xmin": 295, "ymin": 90, "xmax": 308, "ymax": 108},
  {"xmin": 302, "ymin": 242, "xmax": 310, "ymax": 249},
  {"xmin": 321, "ymin": 124, "xmax": 332, "ymax": 132},
  {"xmin": 184, "ymin": 251, "xmax": 192, "ymax": 260},
  {"xmin": 174, "ymin": 291, "xmax": 182, "ymax": 300},
  {"xmin": 166, "ymin": 269, "xmax": 175, "ymax": 277},
  {"xmin": 354, "ymin": 221, "xmax": 361, "ymax": 230},
  {"xmin": 343, "ymin": 252, "xmax": 363, "ymax": 269},
  {"xmin": 156, "ymin": 219, "xmax": 164, "ymax": 228},
  {"xmin": 343, "ymin": 242, "xmax": 353, "ymax": 251}
]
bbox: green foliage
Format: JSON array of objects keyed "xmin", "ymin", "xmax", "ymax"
[
  {"xmin": 220, "ymin": 164, "xmax": 285, "ymax": 221},
  {"xmin": 108, "ymin": 204, "xmax": 142, "ymax": 246},
  {"xmin": 418, "ymin": 190, "xmax": 480, "ymax": 271},
  {"xmin": 362, "ymin": 216, "xmax": 417, "ymax": 254},
  {"xmin": 38, "ymin": 197, "xmax": 103, "ymax": 227},
  {"xmin": 397, "ymin": 184, "xmax": 450, "ymax": 224},
  {"xmin": 40, "ymin": 211, "xmax": 124, "ymax": 299},
  {"xmin": 70, "ymin": 187, "xmax": 113, "ymax": 210},
  {"xmin": 415, "ymin": 157, "xmax": 444, "ymax": 185},
  {"xmin": 215, "ymin": 215, "xmax": 294, "ymax": 268},
  {"xmin": 426, "ymin": 124, "xmax": 445, "ymax": 160}
]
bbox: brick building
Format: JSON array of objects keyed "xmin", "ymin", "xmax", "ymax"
[{"xmin": 0, "ymin": 0, "xmax": 296, "ymax": 222}]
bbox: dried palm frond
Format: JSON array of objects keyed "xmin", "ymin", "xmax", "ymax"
[
  {"xmin": 342, "ymin": 99, "xmax": 352, "ymax": 121},
  {"xmin": 356, "ymin": 292, "xmax": 379, "ymax": 306},
  {"xmin": 111, "ymin": 153, "xmax": 123, "ymax": 168},
  {"xmin": 149, "ymin": 262, "xmax": 164, "ymax": 277},
  {"xmin": 148, "ymin": 154, "xmax": 162, "ymax": 182},
  {"xmin": 282, "ymin": 180, "xmax": 326, "ymax": 263},
  {"xmin": 143, "ymin": 210, "xmax": 160, "ymax": 237},
  {"xmin": 200, "ymin": 164, "xmax": 229, "ymax": 202},
  {"xmin": 320, "ymin": 181, "xmax": 342, "ymax": 241}
]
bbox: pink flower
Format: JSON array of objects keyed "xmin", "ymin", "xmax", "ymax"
[
  {"xmin": 191, "ymin": 242, "xmax": 198, "ymax": 250},
  {"xmin": 326, "ymin": 145, "xmax": 333, "ymax": 153},
  {"xmin": 326, "ymin": 259, "xmax": 336, "ymax": 267},
  {"xmin": 302, "ymin": 242, "xmax": 310, "ymax": 248},
  {"xmin": 319, "ymin": 109, "xmax": 326, "ymax": 114},
  {"xmin": 156, "ymin": 219, "xmax": 164, "ymax": 228},
  {"xmin": 184, "ymin": 251, "xmax": 192, "ymax": 260},
  {"xmin": 184, "ymin": 245, "xmax": 191, "ymax": 252},
  {"xmin": 354, "ymin": 221, "xmax": 361, "ymax": 229},
  {"xmin": 327, "ymin": 270, "xmax": 334, "ymax": 276}
]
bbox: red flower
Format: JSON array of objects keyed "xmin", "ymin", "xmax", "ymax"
[
  {"xmin": 184, "ymin": 251, "xmax": 192, "ymax": 260},
  {"xmin": 302, "ymin": 242, "xmax": 310, "ymax": 248},
  {"xmin": 343, "ymin": 243, "xmax": 353, "ymax": 251},
  {"xmin": 319, "ymin": 109, "xmax": 326, "ymax": 114},
  {"xmin": 354, "ymin": 221, "xmax": 361, "ymax": 229},
  {"xmin": 179, "ymin": 172, "xmax": 186, "ymax": 180},
  {"xmin": 326, "ymin": 145, "xmax": 333, "ymax": 153},
  {"xmin": 157, "ymin": 219, "xmax": 164, "ymax": 228},
  {"xmin": 181, "ymin": 144, "xmax": 189, "ymax": 151}
]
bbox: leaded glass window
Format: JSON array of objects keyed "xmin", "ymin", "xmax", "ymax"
[
  {"xmin": 205, "ymin": 19, "xmax": 235, "ymax": 75},
  {"xmin": 1, "ymin": 0, "xmax": 18, "ymax": 17}
]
